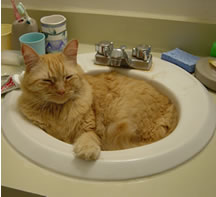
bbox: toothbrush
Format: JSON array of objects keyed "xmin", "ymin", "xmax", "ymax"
[
  {"xmin": 10, "ymin": 0, "xmax": 21, "ymax": 21},
  {"xmin": 16, "ymin": 2, "xmax": 31, "ymax": 24}
]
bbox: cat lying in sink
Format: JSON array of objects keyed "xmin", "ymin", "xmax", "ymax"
[{"xmin": 18, "ymin": 40, "xmax": 178, "ymax": 160}]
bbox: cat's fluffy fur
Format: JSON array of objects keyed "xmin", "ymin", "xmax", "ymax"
[{"xmin": 18, "ymin": 40, "xmax": 178, "ymax": 160}]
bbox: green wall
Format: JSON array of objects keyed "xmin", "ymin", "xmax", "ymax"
[{"xmin": 2, "ymin": 8, "xmax": 216, "ymax": 56}]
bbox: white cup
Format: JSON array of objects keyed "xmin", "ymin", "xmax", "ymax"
[{"xmin": 40, "ymin": 15, "xmax": 67, "ymax": 53}]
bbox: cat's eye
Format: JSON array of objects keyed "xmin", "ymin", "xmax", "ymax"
[
  {"xmin": 42, "ymin": 79, "xmax": 53, "ymax": 83},
  {"xmin": 65, "ymin": 75, "xmax": 73, "ymax": 80}
]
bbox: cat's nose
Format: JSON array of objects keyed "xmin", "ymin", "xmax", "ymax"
[{"xmin": 56, "ymin": 89, "xmax": 65, "ymax": 95}]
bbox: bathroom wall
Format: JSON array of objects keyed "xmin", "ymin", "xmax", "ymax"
[
  {"xmin": 2, "ymin": 0, "xmax": 216, "ymax": 23},
  {"xmin": 2, "ymin": 0, "xmax": 216, "ymax": 56}
]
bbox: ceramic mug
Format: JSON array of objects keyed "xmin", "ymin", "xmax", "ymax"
[
  {"xmin": 19, "ymin": 32, "xmax": 45, "ymax": 55},
  {"xmin": 40, "ymin": 15, "xmax": 67, "ymax": 53}
]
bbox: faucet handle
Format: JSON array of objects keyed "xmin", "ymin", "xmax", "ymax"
[
  {"xmin": 95, "ymin": 41, "xmax": 114, "ymax": 57},
  {"xmin": 132, "ymin": 44, "xmax": 151, "ymax": 61}
]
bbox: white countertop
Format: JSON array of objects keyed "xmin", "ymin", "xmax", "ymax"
[{"xmin": 2, "ymin": 44, "xmax": 216, "ymax": 197}]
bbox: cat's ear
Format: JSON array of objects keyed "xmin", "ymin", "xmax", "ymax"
[
  {"xmin": 21, "ymin": 44, "xmax": 40, "ymax": 72},
  {"xmin": 63, "ymin": 40, "xmax": 78, "ymax": 63}
]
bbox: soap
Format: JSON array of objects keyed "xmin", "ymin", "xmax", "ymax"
[
  {"xmin": 209, "ymin": 59, "xmax": 216, "ymax": 69},
  {"xmin": 161, "ymin": 48, "xmax": 199, "ymax": 73}
]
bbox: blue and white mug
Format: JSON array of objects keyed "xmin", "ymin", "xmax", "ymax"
[{"xmin": 40, "ymin": 15, "xmax": 67, "ymax": 53}]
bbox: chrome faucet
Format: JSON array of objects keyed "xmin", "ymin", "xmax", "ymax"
[{"xmin": 94, "ymin": 41, "xmax": 152, "ymax": 70}]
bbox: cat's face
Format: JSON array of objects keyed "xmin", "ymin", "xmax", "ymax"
[{"xmin": 21, "ymin": 40, "xmax": 83, "ymax": 104}]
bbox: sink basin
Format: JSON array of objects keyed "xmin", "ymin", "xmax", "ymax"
[{"xmin": 2, "ymin": 53, "xmax": 216, "ymax": 180}]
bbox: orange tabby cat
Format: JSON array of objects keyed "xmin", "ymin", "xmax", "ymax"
[{"xmin": 18, "ymin": 40, "xmax": 178, "ymax": 160}]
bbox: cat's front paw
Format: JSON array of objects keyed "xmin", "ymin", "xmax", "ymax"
[{"xmin": 74, "ymin": 138, "xmax": 101, "ymax": 161}]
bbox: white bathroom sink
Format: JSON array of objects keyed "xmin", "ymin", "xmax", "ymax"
[{"xmin": 2, "ymin": 53, "xmax": 216, "ymax": 180}]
